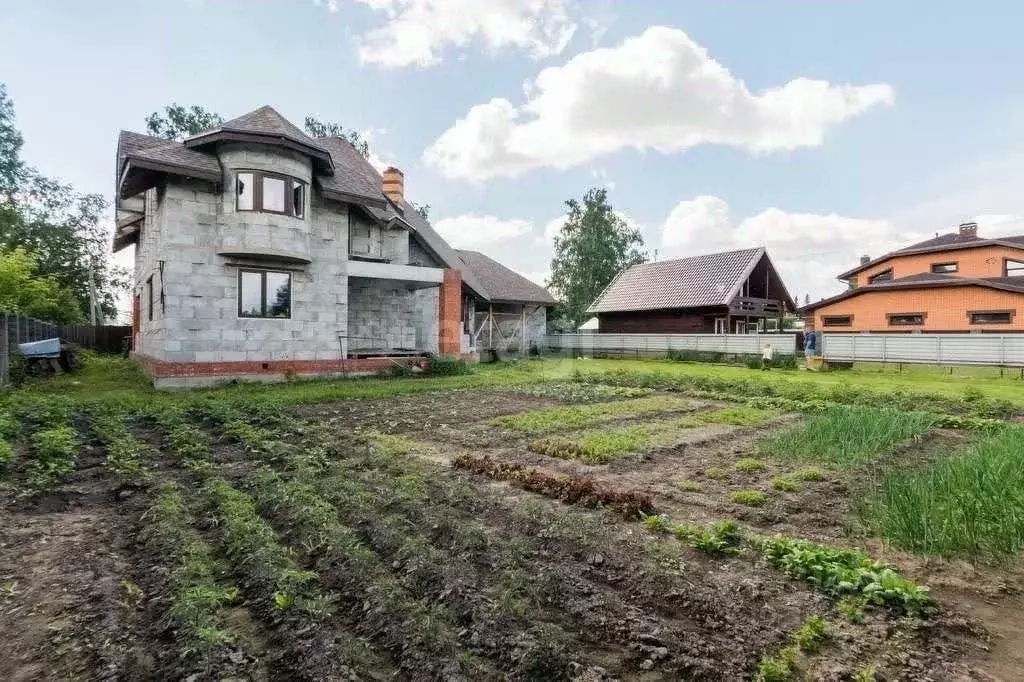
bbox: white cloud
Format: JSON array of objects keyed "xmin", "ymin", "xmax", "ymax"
[
  {"xmin": 347, "ymin": 0, "xmax": 576, "ymax": 68},
  {"xmin": 433, "ymin": 213, "xmax": 534, "ymax": 249},
  {"xmin": 518, "ymin": 270, "xmax": 551, "ymax": 287},
  {"xmin": 658, "ymin": 196, "xmax": 898, "ymax": 303},
  {"xmin": 424, "ymin": 26, "xmax": 894, "ymax": 181},
  {"xmin": 543, "ymin": 214, "xmax": 567, "ymax": 243}
]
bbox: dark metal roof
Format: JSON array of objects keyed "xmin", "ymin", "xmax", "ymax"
[
  {"xmin": 588, "ymin": 247, "xmax": 768, "ymax": 313},
  {"xmin": 456, "ymin": 250, "xmax": 556, "ymax": 305},
  {"xmin": 837, "ymin": 232, "xmax": 1024, "ymax": 279},
  {"xmin": 800, "ymin": 272, "xmax": 1024, "ymax": 313}
]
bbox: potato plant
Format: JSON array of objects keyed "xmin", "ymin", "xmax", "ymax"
[
  {"xmin": 27, "ymin": 425, "xmax": 79, "ymax": 490},
  {"xmin": 90, "ymin": 411, "xmax": 148, "ymax": 480}
]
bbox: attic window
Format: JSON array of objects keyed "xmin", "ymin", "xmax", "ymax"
[
  {"xmin": 969, "ymin": 310, "xmax": 1013, "ymax": 325},
  {"xmin": 888, "ymin": 312, "xmax": 925, "ymax": 326},
  {"xmin": 930, "ymin": 262, "xmax": 958, "ymax": 274},
  {"xmin": 1006, "ymin": 259, "xmax": 1024, "ymax": 277},
  {"xmin": 822, "ymin": 315, "xmax": 853, "ymax": 327},
  {"xmin": 867, "ymin": 269, "xmax": 893, "ymax": 284},
  {"xmin": 236, "ymin": 170, "xmax": 305, "ymax": 219}
]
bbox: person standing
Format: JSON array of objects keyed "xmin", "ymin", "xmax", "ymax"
[{"xmin": 761, "ymin": 343, "xmax": 774, "ymax": 370}]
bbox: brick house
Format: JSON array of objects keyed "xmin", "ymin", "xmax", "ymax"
[
  {"xmin": 587, "ymin": 247, "xmax": 795, "ymax": 333},
  {"xmin": 802, "ymin": 222, "xmax": 1024, "ymax": 332},
  {"xmin": 113, "ymin": 105, "xmax": 552, "ymax": 388}
]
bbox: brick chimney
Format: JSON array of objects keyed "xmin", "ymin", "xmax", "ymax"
[
  {"xmin": 959, "ymin": 221, "xmax": 978, "ymax": 237},
  {"xmin": 860, "ymin": 255, "xmax": 871, "ymax": 265},
  {"xmin": 382, "ymin": 167, "xmax": 404, "ymax": 204}
]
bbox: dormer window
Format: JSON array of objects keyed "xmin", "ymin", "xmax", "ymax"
[
  {"xmin": 236, "ymin": 171, "xmax": 305, "ymax": 219},
  {"xmin": 868, "ymin": 269, "xmax": 893, "ymax": 284}
]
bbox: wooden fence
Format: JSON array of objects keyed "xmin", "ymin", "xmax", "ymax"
[{"xmin": 0, "ymin": 312, "xmax": 131, "ymax": 385}]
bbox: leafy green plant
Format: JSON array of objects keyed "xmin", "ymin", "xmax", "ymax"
[
  {"xmin": 140, "ymin": 483, "xmax": 240, "ymax": 660},
  {"xmin": 90, "ymin": 411, "xmax": 148, "ymax": 479},
  {"xmin": 643, "ymin": 516, "xmax": 744, "ymax": 556},
  {"xmin": 493, "ymin": 396, "xmax": 690, "ymax": 434},
  {"xmin": 704, "ymin": 467, "xmax": 729, "ymax": 480},
  {"xmin": 735, "ymin": 458, "xmax": 767, "ymax": 472},
  {"xmin": 679, "ymin": 405, "xmax": 774, "ymax": 427},
  {"xmin": 757, "ymin": 645, "xmax": 796, "ymax": 681},
  {"xmin": 0, "ymin": 440, "xmax": 13, "ymax": 468},
  {"xmin": 792, "ymin": 615, "xmax": 828, "ymax": 653},
  {"xmin": 759, "ymin": 406, "xmax": 935, "ymax": 467},
  {"xmin": 513, "ymin": 382, "xmax": 651, "ymax": 403},
  {"xmin": 731, "ymin": 490, "xmax": 768, "ymax": 507},
  {"xmin": 425, "ymin": 354, "xmax": 471, "ymax": 376},
  {"xmin": 838, "ymin": 595, "xmax": 867, "ymax": 624},
  {"xmin": 771, "ymin": 476, "xmax": 801, "ymax": 492},
  {"xmin": 794, "ymin": 467, "xmax": 825, "ymax": 481},
  {"xmin": 675, "ymin": 479, "xmax": 702, "ymax": 492},
  {"xmin": 27, "ymin": 425, "xmax": 79, "ymax": 489},
  {"xmin": 0, "ymin": 412, "xmax": 18, "ymax": 439},
  {"xmin": 854, "ymin": 664, "xmax": 879, "ymax": 682},
  {"xmin": 756, "ymin": 535, "xmax": 936, "ymax": 616}
]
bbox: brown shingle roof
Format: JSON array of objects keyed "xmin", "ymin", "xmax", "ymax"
[
  {"xmin": 315, "ymin": 137, "xmax": 388, "ymax": 208},
  {"xmin": 185, "ymin": 105, "xmax": 328, "ymax": 155},
  {"xmin": 456, "ymin": 250, "xmax": 555, "ymax": 305},
  {"xmin": 588, "ymin": 248, "xmax": 766, "ymax": 313},
  {"xmin": 800, "ymin": 272, "xmax": 1024, "ymax": 313},
  {"xmin": 838, "ymin": 232, "xmax": 1024, "ymax": 279},
  {"xmin": 117, "ymin": 131, "xmax": 221, "ymax": 180}
]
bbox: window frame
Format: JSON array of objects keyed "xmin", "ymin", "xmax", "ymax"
[
  {"xmin": 146, "ymin": 275, "xmax": 154, "ymax": 322},
  {"xmin": 867, "ymin": 269, "xmax": 893, "ymax": 284},
  {"xmin": 237, "ymin": 268, "xmax": 293, "ymax": 319},
  {"xmin": 887, "ymin": 312, "xmax": 926, "ymax": 327},
  {"xmin": 968, "ymin": 310, "xmax": 1014, "ymax": 325},
  {"xmin": 930, "ymin": 262, "xmax": 959, "ymax": 274},
  {"xmin": 348, "ymin": 212, "xmax": 385, "ymax": 260},
  {"xmin": 822, "ymin": 315, "xmax": 853, "ymax": 327},
  {"xmin": 235, "ymin": 170, "xmax": 306, "ymax": 219},
  {"xmin": 1004, "ymin": 258, "xmax": 1024, "ymax": 277}
]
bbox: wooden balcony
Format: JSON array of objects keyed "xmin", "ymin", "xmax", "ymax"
[{"xmin": 729, "ymin": 297, "xmax": 784, "ymax": 317}]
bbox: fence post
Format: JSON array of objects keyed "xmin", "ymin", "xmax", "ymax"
[{"xmin": 0, "ymin": 314, "xmax": 8, "ymax": 387}]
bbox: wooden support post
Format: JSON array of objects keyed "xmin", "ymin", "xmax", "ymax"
[{"xmin": 488, "ymin": 305, "xmax": 494, "ymax": 349}]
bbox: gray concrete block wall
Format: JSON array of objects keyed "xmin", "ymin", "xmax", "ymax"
[
  {"xmin": 348, "ymin": 280, "xmax": 439, "ymax": 352},
  {"xmin": 131, "ymin": 140, "xmax": 445, "ymax": 368}
]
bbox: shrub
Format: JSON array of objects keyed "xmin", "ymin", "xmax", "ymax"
[
  {"xmin": 744, "ymin": 355, "xmax": 763, "ymax": 370},
  {"xmin": 735, "ymin": 458, "xmax": 767, "ymax": 473},
  {"xmin": 731, "ymin": 490, "xmax": 768, "ymax": 506},
  {"xmin": 771, "ymin": 476, "xmax": 802, "ymax": 492},
  {"xmin": 425, "ymin": 355, "xmax": 471, "ymax": 376}
]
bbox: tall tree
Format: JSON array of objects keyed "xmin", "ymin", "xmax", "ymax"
[
  {"xmin": 145, "ymin": 104, "xmax": 224, "ymax": 141},
  {"xmin": 0, "ymin": 82, "xmax": 127, "ymax": 321},
  {"xmin": 549, "ymin": 188, "xmax": 646, "ymax": 328},
  {"xmin": 303, "ymin": 117, "xmax": 370, "ymax": 159},
  {"xmin": 0, "ymin": 84, "xmax": 25, "ymax": 203},
  {"xmin": 0, "ymin": 246, "xmax": 84, "ymax": 323}
]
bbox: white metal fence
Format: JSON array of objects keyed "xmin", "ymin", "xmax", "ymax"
[
  {"xmin": 822, "ymin": 333, "xmax": 1024, "ymax": 367},
  {"xmin": 543, "ymin": 333, "xmax": 798, "ymax": 356}
]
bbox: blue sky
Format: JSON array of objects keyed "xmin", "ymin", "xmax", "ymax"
[{"xmin": 3, "ymin": 0, "xmax": 1022, "ymax": 302}]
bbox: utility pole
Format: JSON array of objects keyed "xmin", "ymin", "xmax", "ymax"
[{"xmin": 87, "ymin": 258, "xmax": 100, "ymax": 324}]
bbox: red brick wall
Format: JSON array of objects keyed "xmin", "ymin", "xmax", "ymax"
[{"xmin": 438, "ymin": 268, "xmax": 462, "ymax": 355}]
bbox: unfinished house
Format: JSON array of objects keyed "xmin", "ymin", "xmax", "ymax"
[
  {"xmin": 457, "ymin": 250, "xmax": 556, "ymax": 353},
  {"xmin": 112, "ymin": 105, "xmax": 553, "ymax": 388}
]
